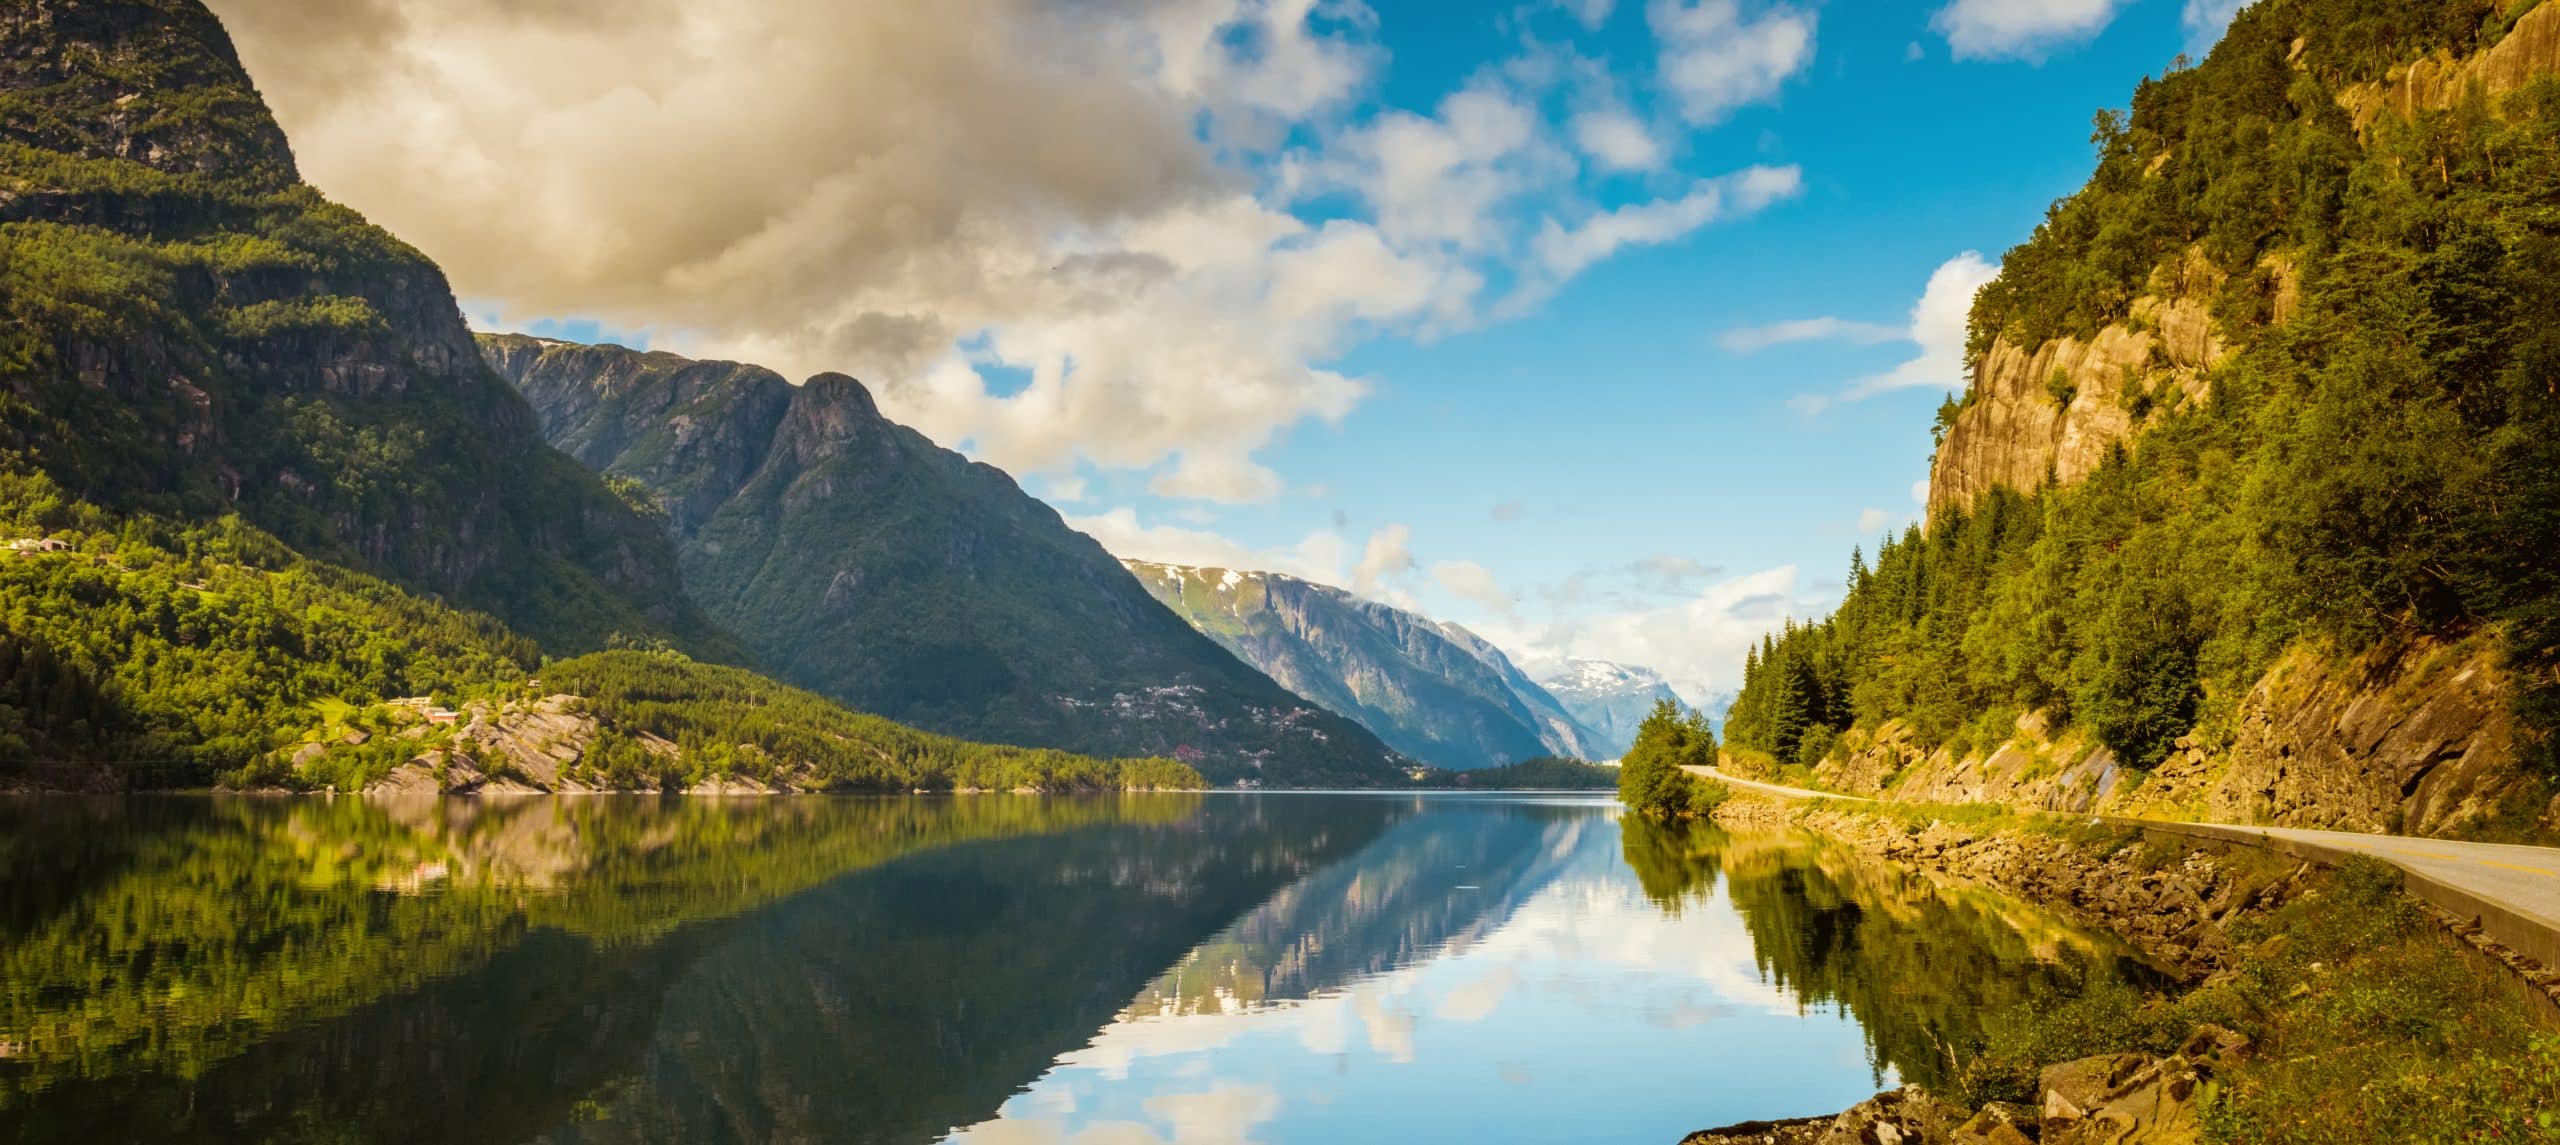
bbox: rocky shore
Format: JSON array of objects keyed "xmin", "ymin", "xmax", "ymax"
[
  {"xmin": 1687, "ymin": 793, "xmax": 2560, "ymax": 1143},
  {"xmin": 1709, "ymin": 797, "xmax": 2305, "ymax": 979},
  {"xmin": 1683, "ymin": 1023, "xmax": 2252, "ymax": 1145}
]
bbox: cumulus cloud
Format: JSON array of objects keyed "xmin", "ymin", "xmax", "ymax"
[
  {"xmin": 1432, "ymin": 560, "xmax": 1515, "ymax": 617},
  {"xmin": 1932, "ymin": 0, "xmax": 2125, "ymax": 61},
  {"xmin": 211, "ymin": 0, "xmax": 1776, "ymax": 506},
  {"xmin": 1354, "ymin": 523, "xmax": 1418, "ymax": 597},
  {"xmin": 1855, "ymin": 507, "xmax": 1893, "ymax": 533},
  {"xmin": 1646, "ymin": 0, "xmax": 1818, "ymax": 124},
  {"xmin": 1473, "ymin": 564, "xmax": 1823, "ymax": 704},
  {"xmin": 1570, "ymin": 106, "xmax": 1663, "ymax": 172},
  {"xmin": 1770, "ymin": 250, "xmax": 1999, "ymax": 413}
]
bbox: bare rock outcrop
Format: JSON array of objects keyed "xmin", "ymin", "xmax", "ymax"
[
  {"xmin": 1785, "ymin": 635, "xmax": 2544, "ymax": 841},
  {"xmin": 2115, "ymin": 640, "xmax": 2530, "ymax": 837},
  {"xmin": 1927, "ymin": 254, "xmax": 2226, "ymax": 519},
  {"xmin": 2338, "ymin": 3, "xmax": 2560, "ymax": 132}
]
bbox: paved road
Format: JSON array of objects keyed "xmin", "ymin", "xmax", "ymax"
[{"xmin": 1683, "ymin": 764, "xmax": 2560, "ymax": 966}]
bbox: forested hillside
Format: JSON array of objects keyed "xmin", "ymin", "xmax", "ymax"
[
  {"xmin": 1726, "ymin": 0, "xmax": 2560, "ymax": 836},
  {"xmin": 481, "ymin": 335, "xmax": 1412, "ymax": 787},
  {"xmin": 0, "ymin": 0, "xmax": 1196, "ymax": 794},
  {"xmin": 0, "ymin": 0, "xmax": 733, "ymax": 658}
]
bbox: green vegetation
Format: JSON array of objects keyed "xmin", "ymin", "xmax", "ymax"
[
  {"xmin": 0, "ymin": 0, "xmax": 732, "ymax": 677},
  {"xmin": 1616, "ymin": 698, "xmax": 1726, "ymax": 818},
  {"xmin": 0, "ymin": 0, "xmax": 1209, "ymax": 793},
  {"xmin": 0, "ymin": 469, "xmax": 533, "ymax": 783},
  {"xmin": 0, "ymin": 793, "xmax": 1216, "ymax": 1118},
  {"xmin": 1730, "ymin": 0, "xmax": 2560, "ymax": 776},
  {"xmin": 1945, "ymin": 858, "xmax": 2560, "ymax": 1143},
  {"xmin": 484, "ymin": 340, "xmax": 1410, "ymax": 787},
  {"xmin": 1619, "ymin": 817, "xmax": 2161, "ymax": 1091},
  {"xmin": 1438, "ymin": 755, "xmax": 1619, "ymax": 789},
  {"xmin": 540, "ymin": 650, "xmax": 1203, "ymax": 792}
]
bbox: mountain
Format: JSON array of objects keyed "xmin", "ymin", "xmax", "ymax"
[
  {"xmin": 1722, "ymin": 0, "xmax": 2560, "ymax": 838},
  {"xmin": 477, "ymin": 336, "xmax": 1408, "ymax": 786},
  {"xmin": 0, "ymin": 0, "xmax": 1193, "ymax": 795},
  {"xmin": 0, "ymin": 0, "xmax": 731, "ymax": 660},
  {"xmin": 1537, "ymin": 660, "xmax": 1686, "ymax": 759},
  {"xmin": 1123, "ymin": 561, "xmax": 1605, "ymax": 770}
]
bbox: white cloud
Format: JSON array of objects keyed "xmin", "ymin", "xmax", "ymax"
[
  {"xmin": 215, "ymin": 0, "xmax": 1767, "ymax": 509},
  {"xmin": 1778, "ymin": 250, "xmax": 1999, "ymax": 413},
  {"xmin": 1718, "ymin": 316, "xmax": 1902, "ymax": 353},
  {"xmin": 1521, "ymin": 165, "xmax": 1800, "ymax": 305},
  {"xmin": 1354, "ymin": 523, "xmax": 1417, "ymax": 597},
  {"xmin": 1646, "ymin": 0, "xmax": 1818, "ymax": 124},
  {"xmin": 1473, "ymin": 564, "xmax": 1822, "ymax": 705},
  {"xmin": 1067, "ymin": 506, "xmax": 1357, "ymax": 587},
  {"xmin": 2180, "ymin": 0, "xmax": 2253, "ymax": 53},
  {"xmin": 1932, "ymin": 0, "xmax": 2125, "ymax": 62},
  {"xmin": 1910, "ymin": 477, "xmax": 1932, "ymax": 506},
  {"xmin": 1299, "ymin": 81, "xmax": 1558, "ymax": 254},
  {"xmin": 1431, "ymin": 560, "xmax": 1515, "ymax": 617},
  {"xmin": 1570, "ymin": 106, "xmax": 1663, "ymax": 172},
  {"xmin": 1856, "ymin": 507, "xmax": 1893, "ymax": 533}
]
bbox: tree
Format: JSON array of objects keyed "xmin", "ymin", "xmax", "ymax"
[{"xmin": 1617, "ymin": 698, "xmax": 1724, "ymax": 819}]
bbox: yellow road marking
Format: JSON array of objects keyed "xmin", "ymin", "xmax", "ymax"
[{"xmin": 2471, "ymin": 858, "xmax": 2559, "ymax": 876}]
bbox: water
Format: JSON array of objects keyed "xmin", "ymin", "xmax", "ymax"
[{"xmin": 0, "ymin": 793, "xmax": 2155, "ymax": 1143}]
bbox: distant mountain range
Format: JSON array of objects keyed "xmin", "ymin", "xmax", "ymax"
[
  {"xmin": 1535, "ymin": 660, "xmax": 1690, "ymax": 759},
  {"xmin": 1124, "ymin": 561, "xmax": 1612, "ymax": 771},
  {"xmin": 481, "ymin": 336, "xmax": 1407, "ymax": 786}
]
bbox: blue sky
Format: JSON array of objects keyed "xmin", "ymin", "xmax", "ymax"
[
  {"xmin": 225, "ymin": 0, "xmax": 2249, "ymax": 702},
  {"xmin": 1033, "ymin": 0, "xmax": 2238, "ymax": 699}
]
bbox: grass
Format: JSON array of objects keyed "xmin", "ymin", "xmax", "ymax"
[{"xmin": 1941, "ymin": 858, "xmax": 2559, "ymax": 1142}]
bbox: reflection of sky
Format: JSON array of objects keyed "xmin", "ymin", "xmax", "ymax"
[{"xmin": 943, "ymin": 812, "xmax": 1888, "ymax": 1144}]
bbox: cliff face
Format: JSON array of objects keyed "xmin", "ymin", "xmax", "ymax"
[
  {"xmin": 2338, "ymin": 1, "xmax": 2560, "ymax": 131},
  {"xmin": 1123, "ymin": 560, "xmax": 1604, "ymax": 770},
  {"xmin": 0, "ymin": 0, "xmax": 728, "ymax": 656},
  {"xmin": 1927, "ymin": 3, "xmax": 2560, "ymax": 521},
  {"xmin": 1782, "ymin": 634, "xmax": 2541, "ymax": 838},
  {"xmin": 481, "ymin": 336, "xmax": 1409, "ymax": 787},
  {"xmin": 1926, "ymin": 278, "xmax": 2226, "ymax": 519}
]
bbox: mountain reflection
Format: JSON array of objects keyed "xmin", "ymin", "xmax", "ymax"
[
  {"xmin": 1124, "ymin": 797, "xmax": 1591, "ymax": 1018},
  {"xmin": 0, "ymin": 795, "xmax": 2157, "ymax": 1145},
  {"xmin": 1, "ymin": 794, "xmax": 1388, "ymax": 1144}
]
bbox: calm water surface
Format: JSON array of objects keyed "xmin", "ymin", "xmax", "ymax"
[{"xmin": 0, "ymin": 793, "xmax": 2153, "ymax": 1143}]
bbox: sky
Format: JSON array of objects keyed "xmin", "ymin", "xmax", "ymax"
[{"xmin": 211, "ymin": 0, "xmax": 2254, "ymax": 705}]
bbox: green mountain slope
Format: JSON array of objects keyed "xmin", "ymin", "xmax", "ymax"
[
  {"xmin": 479, "ymin": 336, "xmax": 1410, "ymax": 787},
  {"xmin": 0, "ymin": 0, "xmax": 735, "ymax": 659},
  {"xmin": 0, "ymin": 0, "xmax": 1193, "ymax": 794},
  {"xmin": 1124, "ymin": 560, "xmax": 1605, "ymax": 770},
  {"xmin": 1724, "ymin": 0, "xmax": 2560, "ymax": 836}
]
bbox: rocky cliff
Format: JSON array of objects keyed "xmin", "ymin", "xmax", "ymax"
[
  {"xmin": 0, "ymin": 0, "xmax": 730, "ymax": 657},
  {"xmin": 1768, "ymin": 634, "xmax": 2546, "ymax": 838},
  {"xmin": 480, "ymin": 336, "xmax": 1409, "ymax": 787},
  {"xmin": 1925, "ymin": 264, "xmax": 2228, "ymax": 519},
  {"xmin": 1124, "ymin": 560, "xmax": 1604, "ymax": 770},
  {"xmin": 1926, "ymin": 2, "xmax": 2559, "ymax": 520}
]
